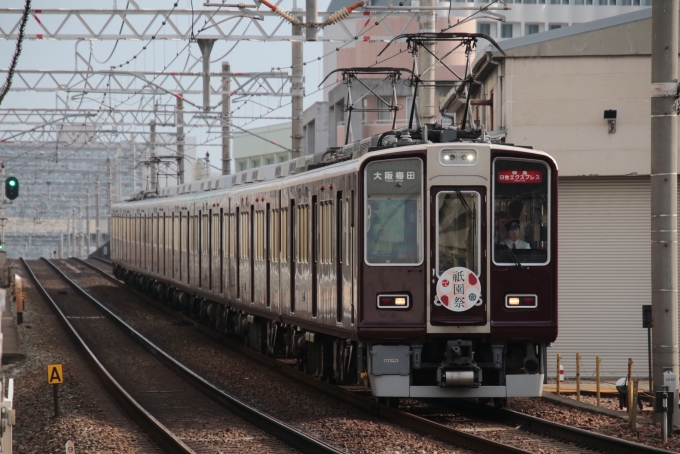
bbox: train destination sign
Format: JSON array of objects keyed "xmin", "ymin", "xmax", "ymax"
[
  {"xmin": 436, "ymin": 267, "xmax": 482, "ymax": 312},
  {"xmin": 497, "ymin": 170, "xmax": 543, "ymax": 184}
]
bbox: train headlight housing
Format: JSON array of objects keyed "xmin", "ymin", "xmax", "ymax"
[
  {"xmin": 439, "ymin": 149, "xmax": 477, "ymax": 166},
  {"xmin": 505, "ymin": 294, "xmax": 537, "ymax": 308},
  {"xmin": 377, "ymin": 294, "xmax": 410, "ymax": 309}
]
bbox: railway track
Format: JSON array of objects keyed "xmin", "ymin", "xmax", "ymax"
[
  {"xmin": 22, "ymin": 258, "xmax": 343, "ymax": 454},
  {"xmin": 75, "ymin": 257, "xmax": 675, "ymax": 454}
]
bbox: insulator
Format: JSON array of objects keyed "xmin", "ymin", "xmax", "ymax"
[
  {"xmin": 322, "ymin": 7, "xmax": 350, "ymax": 26},
  {"xmin": 275, "ymin": 7, "xmax": 302, "ymax": 26}
]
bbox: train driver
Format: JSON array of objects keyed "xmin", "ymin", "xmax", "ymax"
[{"xmin": 500, "ymin": 219, "xmax": 530, "ymax": 250}]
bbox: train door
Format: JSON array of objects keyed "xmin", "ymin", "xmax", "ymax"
[
  {"xmin": 429, "ymin": 186, "xmax": 487, "ymax": 325},
  {"xmin": 336, "ymin": 190, "xmax": 343, "ymax": 324}
]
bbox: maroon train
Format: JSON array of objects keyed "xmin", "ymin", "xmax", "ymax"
[{"xmin": 111, "ymin": 133, "xmax": 558, "ymax": 405}]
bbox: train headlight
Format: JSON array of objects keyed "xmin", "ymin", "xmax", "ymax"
[
  {"xmin": 377, "ymin": 294, "xmax": 410, "ymax": 309},
  {"xmin": 505, "ymin": 294, "xmax": 537, "ymax": 308}
]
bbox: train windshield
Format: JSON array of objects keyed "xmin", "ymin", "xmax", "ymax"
[
  {"xmin": 365, "ymin": 158, "xmax": 423, "ymax": 265},
  {"xmin": 493, "ymin": 158, "xmax": 550, "ymax": 265},
  {"xmin": 436, "ymin": 191, "xmax": 480, "ymax": 276}
]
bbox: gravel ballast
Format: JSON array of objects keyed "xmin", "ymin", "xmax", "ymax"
[{"xmin": 8, "ymin": 262, "xmax": 158, "ymax": 453}]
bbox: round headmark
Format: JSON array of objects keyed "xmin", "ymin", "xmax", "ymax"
[{"xmin": 436, "ymin": 267, "xmax": 482, "ymax": 312}]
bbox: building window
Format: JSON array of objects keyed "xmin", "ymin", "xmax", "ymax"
[
  {"xmin": 609, "ymin": 0, "xmax": 616, "ymax": 4},
  {"xmin": 524, "ymin": 0, "xmax": 537, "ymax": 4},
  {"xmin": 525, "ymin": 24, "xmax": 539, "ymax": 35},
  {"xmin": 549, "ymin": 24, "xmax": 562, "ymax": 30},
  {"xmin": 378, "ymin": 99, "xmax": 391, "ymax": 123},
  {"xmin": 405, "ymin": 96, "xmax": 413, "ymax": 123},
  {"xmin": 477, "ymin": 23, "xmax": 491, "ymax": 35},
  {"xmin": 501, "ymin": 24, "xmax": 513, "ymax": 38}
]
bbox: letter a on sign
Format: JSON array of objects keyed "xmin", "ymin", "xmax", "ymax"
[{"xmin": 48, "ymin": 364, "xmax": 63, "ymax": 384}]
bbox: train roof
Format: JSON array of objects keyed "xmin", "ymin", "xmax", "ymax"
[{"xmin": 113, "ymin": 136, "xmax": 556, "ymax": 211}]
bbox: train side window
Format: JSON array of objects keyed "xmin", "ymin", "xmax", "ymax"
[
  {"xmin": 229, "ymin": 213, "xmax": 235, "ymax": 258},
  {"xmin": 256, "ymin": 210, "xmax": 265, "ymax": 260},
  {"xmin": 281, "ymin": 208, "xmax": 287, "ymax": 263},
  {"xmin": 240, "ymin": 211, "xmax": 250, "ymax": 259},
  {"xmin": 365, "ymin": 158, "xmax": 423, "ymax": 265},
  {"xmin": 492, "ymin": 158, "xmax": 550, "ymax": 266},
  {"xmin": 270, "ymin": 209, "xmax": 279, "ymax": 262}
]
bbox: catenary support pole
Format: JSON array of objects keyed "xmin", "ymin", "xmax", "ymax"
[
  {"xmin": 291, "ymin": 18, "xmax": 304, "ymax": 158},
  {"xmin": 222, "ymin": 61, "xmax": 232, "ymax": 175},
  {"xmin": 197, "ymin": 39, "xmax": 216, "ymax": 112},
  {"xmin": 150, "ymin": 120, "xmax": 157, "ymax": 192},
  {"xmin": 66, "ymin": 218, "xmax": 71, "ymax": 258},
  {"xmin": 71, "ymin": 210, "xmax": 76, "ymax": 257},
  {"xmin": 651, "ymin": 0, "xmax": 679, "ymax": 426},
  {"xmin": 176, "ymin": 96, "xmax": 185, "ymax": 184},
  {"xmin": 417, "ymin": 0, "xmax": 436, "ymax": 125},
  {"xmin": 306, "ymin": 0, "xmax": 318, "ymax": 41},
  {"xmin": 1, "ymin": 164, "xmax": 5, "ymax": 246},
  {"xmin": 86, "ymin": 189, "xmax": 91, "ymax": 256},
  {"xmin": 96, "ymin": 180, "xmax": 101, "ymax": 249},
  {"xmin": 131, "ymin": 135, "xmax": 137, "ymax": 196}
]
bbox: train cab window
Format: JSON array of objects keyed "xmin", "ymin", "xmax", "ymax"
[
  {"xmin": 365, "ymin": 158, "xmax": 423, "ymax": 265},
  {"xmin": 436, "ymin": 191, "xmax": 480, "ymax": 276},
  {"xmin": 493, "ymin": 158, "xmax": 550, "ymax": 265}
]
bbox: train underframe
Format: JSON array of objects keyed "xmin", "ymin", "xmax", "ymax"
[{"xmin": 115, "ymin": 266, "xmax": 547, "ymax": 406}]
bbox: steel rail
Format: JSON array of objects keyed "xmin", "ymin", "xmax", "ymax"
[
  {"xmin": 76, "ymin": 258, "xmax": 531, "ymax": 454},
  {"xmin": 82, "ymin": 257, "xmax": 678, "ymax": 454},
  {"xmin": 19, "ymin": 258, "xmax": 193, "ymax": 454},
  {"xmin": 90, "ymin": 256, "xmax": 112, "ymax": 266},
  {"xmin": 448, "ymin": 398, "xmax": 675, "ymax": 454},
  {"xmin": 49, "ymin": 258, "xmax": 344, "ymax": 454}
]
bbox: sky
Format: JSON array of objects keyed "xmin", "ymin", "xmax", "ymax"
[{"xmin": 0, "ymin": 0, "xmax": 334, "ymax": 171}]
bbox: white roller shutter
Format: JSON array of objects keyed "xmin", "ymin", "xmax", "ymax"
[{"xmin": 552, "ymin": 177, "xmax": 651, "ymax": 380}]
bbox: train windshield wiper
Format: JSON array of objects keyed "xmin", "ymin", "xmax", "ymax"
[{"xmin": 499, "ymin": 242, "xmax": 523, "ymax": 270}]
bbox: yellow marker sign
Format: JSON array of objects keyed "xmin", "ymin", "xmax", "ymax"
[{"xmin": 47, "ymin": 364, "xmax": 63, "ymax": 385}]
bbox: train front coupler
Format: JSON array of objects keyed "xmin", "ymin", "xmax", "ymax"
[{"xmin": 437, "ymin": 340, "xmax": 482, "ymax": 388}]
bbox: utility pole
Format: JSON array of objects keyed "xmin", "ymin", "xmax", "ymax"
[
  {"xmin": 222, "ymin": 61, "xmax": 232, "ymax": 175},
  {"xmin": 417, "ymin": 1, "xmax": 436, "ymax": 125},
  {"xmin": 59, "ymin": 234, "xmax": 63, "ymax": 259},
  {"xmin": 150, "ymin": 120, "xmax": 157, "ymax": 192},
  {"xmin": 177, "ymin": 96, "xmax": 185, "ymax": 184},
  {"xmin": 651, "ymin": 0, "xmax": 679, "ymax": 426},
  {"xmin": 291, "ymin": 18, "xmax": 304, "ymax": 158},
  {"xmin": 198, "ymin": 39, "xmax": 216, "ymax": 112},
  {"xmin": 86, "ymin": 188, "xmax": 91, "ymax": 256}
]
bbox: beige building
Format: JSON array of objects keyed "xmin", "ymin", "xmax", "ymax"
[
  {"xmin": 444, "ymin": 8, "xmax": 679, "ymax": 379},
  {"xmin": 232, "ymin": 123, "xmax": 293, "ymax": 172}
]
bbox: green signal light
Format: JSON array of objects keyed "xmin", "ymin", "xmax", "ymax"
[{"xmin": 8, "ymin": 180, "xmax": 15, "ymax": 187}]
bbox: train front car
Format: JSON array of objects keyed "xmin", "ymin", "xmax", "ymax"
[{"xmin": 358, "ymin": 143, "xmax": 557, "ymax": 402}]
